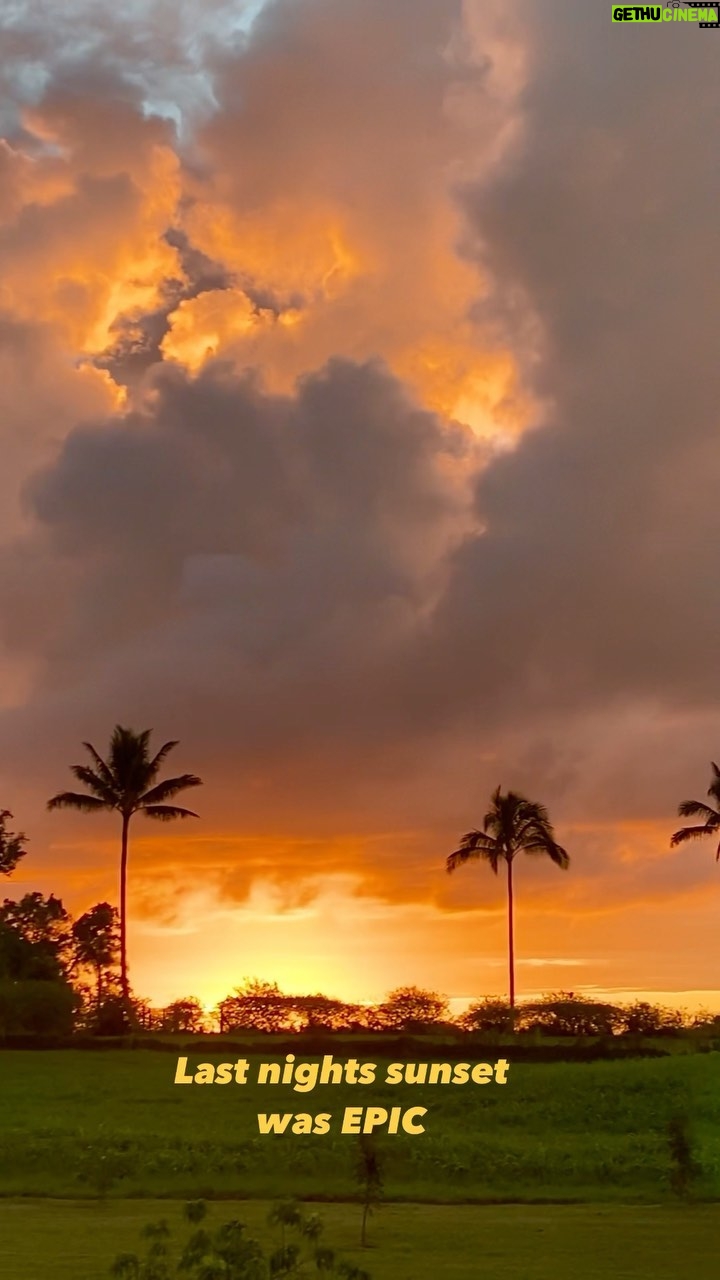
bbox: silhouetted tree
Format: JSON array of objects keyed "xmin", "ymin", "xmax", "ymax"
[
  {"xmin": 47, "ymin": 726, "xmax": 202, "ymax": 1004},
  {"xmin": 522, "ymin": 991, "xmax": 618, "ymax": 1037},
  {"xmin": 160, "ymin": 997, "xmax": 206, "ymax": 1034},
  {"xmin": 0, "ymin": 810, "xmax": 27, "ymax": 878},
  {"xmin": 0, "ymin": 893, "xmax": 77, "ymax": 1033},
  {"xmin": 373, "ymin": 986, "xmax": 449, "ymax": 1031},
  {"xmin": 446, "ymin": 787, "xmax": 569, "ymax": 1008},
  {"xmin": 0, "ymin": 920, "xmax": 61, "ymax": 982},
  {"xmin": 0, "ymin": 892, "xmax": 71, "ymax": 976},
  {"xmin": 218, "ymin": 979, "xmax": 291, "ymax": 1033},
  {"xmin": 133, "ymin": 997, "xmax": 160, "ymax": 1032},
  {"xmin": 671, "ymin": 761, "xmax": 720, "ymax": 861},
  {"xmin": 458, "ymin": 996, "xmax": 515, "ymax": 1034},
  {"xmin": 292, "ymin": 993, "xmax": 364, "ymax": 1032},
  {"xmin": 72, "ymin": 902, "xmax": 120, "ymax": 1022},
  {"xmin": 618, "ymin": 1000, "xmax": 684, "ymax": 1036},
  {"xmin": 0, "ymin": 976, "xmax": 77, "ymax": 1035}
]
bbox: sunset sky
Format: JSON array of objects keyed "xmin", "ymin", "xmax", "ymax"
[{"xmin": 0, "ymin": 1, "xmax": 718, "ymax": 1012}]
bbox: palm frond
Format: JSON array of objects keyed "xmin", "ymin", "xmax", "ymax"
[
  {"xmin": 707, "ymin": 762, "xmax": 720, "ymax": 803},
  {"xmin": 447, "ymin": 829, "xmax": 501, "ymax": 874},
  {"xmin": 69, "ymin": 765, "xmax": 119, "ymax": 806},
  {"xmin": 677, "ymin": 799, "xmax": 720, "ymax": 822},
  {"xmin": 517, "ymin": 798, "xmax": 551, "ymax": 828},
  {"xmin": 142, "ymin": 805, "xmax": 199, "ymax": 822},
  {"xmin": 139, "ymin": 774, "xmax": 203, "ymax": 807},
  {"xmin": 670, "ymin": 824, "xmax": 717, "ymax": 847},
  {"xmin": 147, "ymin": 740, "xmax": 179, "ymax": 781},
  {"xmin": 47, "ymin": 792, "xmax": 109, "ymax": 813},
  {"xmin": 522, "ymin": 838, "xmax": 570, "ymax": 869},
  {"xmin": 514, "ymin": 815, "xmax": 552, "ymax": 846},
  {"xmin": 482, "ymin": 786, "xmax": 505, "ymax": 837},
  {"xmin": 82, "ymin": 743, "xmax": 115, "ymax": 789}
]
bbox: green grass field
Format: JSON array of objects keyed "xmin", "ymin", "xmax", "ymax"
[
  {"xmin": 0, "ymin": 1200, "xmax": 718, "ymax": 1280},
  {"xmin": 0, "ymin": 1050, "xmax": 718, "ymax": 1201}
]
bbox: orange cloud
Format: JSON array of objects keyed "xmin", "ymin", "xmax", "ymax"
[
  {"xmin": 0, "ymin": 100, "xmax": 181, "ymax": 355},
  {"xmin": 161, "ymin": 192, "xmax": 530, "ymax": 442},
  {"xmin": 0, "ymin": 8, "xmax": 533, "ymax": 450}
]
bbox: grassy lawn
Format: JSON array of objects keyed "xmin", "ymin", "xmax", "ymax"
[
  {"xmin": 0, "ymin": 1200, "xmax": 718, "ymax": 1279},
  {"xmin": 0, "ymin": 1050, "xmax": 717, "ymax": 1201}
]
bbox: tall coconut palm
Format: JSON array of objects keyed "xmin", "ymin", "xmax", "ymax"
[
  {"xmin": 48, "ymin": 726, "xmax": 202, "ymax": 1003},
  {"xmin": 670, "ymin": 761, "xmax": 720, "ymax": 860},
  {"xmin": 446, "ymin": 787, "xmax": 569, "ymax": 1008}
]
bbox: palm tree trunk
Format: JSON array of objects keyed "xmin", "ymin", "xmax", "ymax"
[
  {"xmin": 120, "ymin": 812, "xmax": 130, "ymax": 1004},
  {"xmin": 507, "ymin": 854, "xmax": 515, "ymax": 1009}
]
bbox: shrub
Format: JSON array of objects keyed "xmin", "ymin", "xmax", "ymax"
[
  {"xmin": 0, "ymin": 979, "xmax": 77, "ymax": 1036},
  {"xmin": 522, "ymin": 993, "xmax": 618, "ymax": 1037},
  {"xmin": 110, "ymin": 1200, "xmax": 373, "ymax": 1279},
  {"xmin": 458, "ymin": 997, "xmax": 516, "ymax": 1034},
  {"xmin": 618, "ymin": 1002, "xmax": 686, "ymax": 1037},
  {"xmin": 371, "ymin": 986, "xmax": 449, "ymax": 1031}
]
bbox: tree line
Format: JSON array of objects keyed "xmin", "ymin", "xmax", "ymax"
[
  {"xmin": 1, "ymin": 723, "xmax": 718, "ymax": 1035},
  {"xmin": 0, "ymin": 808, "xmax": 122, "ymax": 1033},
  {"xmin": 144, "ymin": 981, "xmax": 720, "ymax": 1038}
]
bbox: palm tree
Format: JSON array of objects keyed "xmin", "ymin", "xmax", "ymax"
[
  {"xmin": 446, "ymin": 787, "xmax": 569, "ymax": 1008},
  {"xmin": 670, "ymin": 761, "xmax": 720, "ymax": 861},
  {"xmin": 48, "ymin": 726, "xmax": 202, "ymax": 1004}
]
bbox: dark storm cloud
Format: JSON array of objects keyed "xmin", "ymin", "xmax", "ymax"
[
  {"xmin": 428, "ymin": 4, "xmax": 720, "ymax": 727},
  {"xmin": 2, "ymin": 358, "xmax": 469, "ymax": 753}
]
